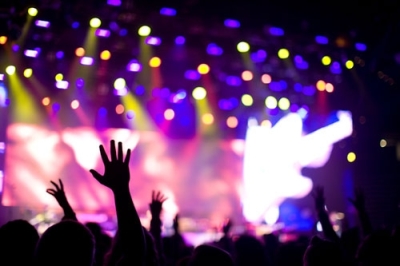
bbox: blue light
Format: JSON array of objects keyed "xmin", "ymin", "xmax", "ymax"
[
  {"xmin": 52, "ymin": 103, "xmax": 60, "ymax": 112},
  {"xmin": 76, "ymin": 78, "xmax": 85, "ymax": 88},
  {"xmin": 0, "ymin": 83, "xmax": 7, "ymax": 107},
  {"xmin": 224, "ymin": 19, "xmax": 240, "ymax": 28},
  {"xmin": 290, "ymin": 104, "xmax": 299, "ymax": 112},
  {"xmin": 72, "ymin": 22, "xmax": 80, "ymax": 29},
  {"xmin": 160, "ymin": 7, "xmax": 177, "ymax": 16},
  {"xmin": 175, "ymin": 36, "xmax": 185, "ymax": 45},
  {"xmin": 303, "ymin": 85, "xmax": 316, "ymax": 96},
  {"xmin": 330, "ymin": 62, "xmax": 342, "ymax": 74},
  {"xmin": 279, "ymin": 80, "xmax": 288, "ymax": 90},
  {"xmin": 226, "ymin": 76, "xmax": 242, "ymax": 86},
  {"xmin": 184, "ymin": 70, "xmax": 200, "ymax": 80},
  {"xmin": 250, "ymin": 49, "xmax": 267, "ymax": 62},
  {"xmin": 135, "ymin": 85, "xmax": 145, "ymax": 95},
  {"xmin": 269, "ymin": 27, "xmax": 284, "ymax": 36},
  {"xmin": 269, "ymin": 81, "xmax": 285, "ymax": 91},
  {"xmin": 294, "ymin": 83, "xmax": 303, "ymax": 92},
  {"xmin": 355, "ymin": 43, "xmax": 367, "ymax": 51},
  {"xmin": 55, "ymin": 51, "xmax": 64, "ymax": 59},
  {"xmin": 98, "ymin": 107, "xmax": 107, "ymax": 116},
  {"xmin": 206, "ymin": 43, "xmax": 223, "ymax": 56},
  {"xmin": 295, "ymin": 61, "xmax": 309, "ymax": 70},
  {"xmin": 119, "ymin": 29, "xmax": 128, "ymax": 36},
  {"xmin": 315, "ymin": 35, "xmax": 329, "ymax": 44},
  {"xmin": 109, "ymin": 21, "xmax": 119, "ymax": 31},
  {"xmin": 107, "ymin": 0, "xmax": 121, "ymax": 6}
]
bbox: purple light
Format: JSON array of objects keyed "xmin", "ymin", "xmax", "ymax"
[
  {"xmin": 160, "ymin": 7, "xmax": 177, "ymax": 16},
  {"xmin": 184, "ymin": 70, "xmax": 200, "ymax": 80},
  {"xmin": 152, "ymin": 88, "xmax": 160, "ymax": 97},
  {"xmin": 269, "ymin": 27, "xmax": 284, "ymax": 36},
  {"xmin": 269, "ymin": 81, "xmax": 285, "ymax": 91},
  {"xmin": 35, "ymin": 20, "xmax": 50, "ymax": 28},
  {"xmin": 107, "ymin": 0, "xmax": 121, "ymax": 6},
  {"xmin": 0, "ymin": 74, "xmax": 4, "ymax": 81},
  {"xmin": 302, "ymin": 85, "xmax": 316, "ymax": 96},
  {"xmin": 12, "ymin": 44, "xmax": 19, "ymax": 52},
  {"xmin": 80, "ymin": 57, "xmax": 94, "ymax": 65},
  {"xmin": 294, "ymin": 55, "xmax": 303, "ymax": 64},
  {"xmin": 218, "ymin": 98, "xmax": 238, "ymax": 110},
  {"xmin": 145, "ymin": 36, "xmax": 161, "ymax": 46},
  {"xmin": 295, "ymin": 59, "xmax": 309, "ymax": 70},
  {"xmin": 160, "ymin": 88, "xmax": 170, "ymax": 98},
  {"xmin": 290, "ymin": 104, "xmax": 299, "ymax": 112},
  {"xmin": 279, "ymin": 80, "xmax": 288, "ymax": 89},
  {"xmin": 98, "ymin": 107, "xmax": 107, "ymax": 117},
  {"xmin": 135, "ymin": 85, "xmax": 145, "ymax": 95},
  {"xmin": 175, "ymin": 36, "xmax": 185, "ymax": 45},
  {"xmin": 171, "ymin": 89, "xmax": 187, "ymax": 103},
  {"xmin": 294, "ymin": 83, "xmax": 303, "ymax": 92},
  {"xmin": 330, "ymin": 62, "xmax": 342, "ymax": 74},
  {"xmin": 109, "ymin": 22, "xmax": 119, "ymax": 31},
  {"xmin": 315, "ymin": 36, "xmax": 329, "ymax": 44},
  {"xmin": 119, "ymin": 29, "xmax": 128, "ymax": 36},
  {"xmin": 127, "ymin": 60, "xmax": 142, "ymax": 72},
  {"xmin": 76, "ymin": 78, "xmax": 85, "ymax": 88},
  {"xmin": 206, "ymin": 43, "xmax": 223, "ymax": 56},
  {"xmin": 55, "ymin": 51, "xmax": 64, "ymax": 59},
  {"xmin": 224, "ymin": 19, "xmax": 240, "ymax": 28},
  {"xmin": 95, "ymin": 29, "xmax": 111, "ymax": 37},
  {"xmin": 55, "ymin": 81, "xmax": 69, "ymax": 89},
  {"xmin": 355, "ymin": 43, "xmax": 367, "ymax": 51},
  {"xmin": 250, "ymin": 49, "xmax": 267, "ymax": 62},
  {"xmin": 52, "ymin": 103, "xmax": 60, "ymax": 112},
  {"xmin": 126, "ymin": 110, "xmax": 135, "ymax": 119},
  {"xmin": 24, "ymin": 49, "xmax": 39, "ymax": 58},
  {"xmin": 72, "ymin": 22, "xmax": 80, "ymax": 29},
  {"xmin": 226, "ymin": 76, "xmax": 242, "ymax": 86},
  {"xmin": 268, "ymin": 108, "xmax": 279, "ymax": 116},
  {"xmin": 113, "ymin": 88, "xmax": 127, "ymax": 96}
]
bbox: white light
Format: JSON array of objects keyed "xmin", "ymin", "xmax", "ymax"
[
  {"xmin": 80, "ymin": 57, "xmax": 94, "ymax": 65},
  {"xmin": 55, "ymin": 80, "xmax": 69, "ymax": 89}
]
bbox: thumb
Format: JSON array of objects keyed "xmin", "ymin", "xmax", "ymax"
[{"xmin": 90, "ymin": 170, "xmax": 104, "ymax": 185}]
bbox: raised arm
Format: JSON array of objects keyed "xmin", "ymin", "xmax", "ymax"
[
  {"xmin": 149, "ymin": 190, "xmax": 167, "ymax": 264},
  {"xmin": 348, "ymin": 188, "xmax": 372, "ymax": 237},
  {"xmin": 46, "ymin": 179, "xmax": 77, "ymax": 221},
  {"xmin": 313, "ymin": 186, "xmax": 340, "ymax": 242},
  {"xmin": 90, "ymin": 140, "xmax": 145, "ymax": 265}
]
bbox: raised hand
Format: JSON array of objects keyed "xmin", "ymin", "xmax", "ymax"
[
  {"xmin": 173, "ymin": 214, "xmax": 180, "ymax": 235},
  {"xmin": 46, "ymin": 179, "xmax": 69, "ymax": 208},
  {"xmin": 222, "ymin": 219, "xmax": 233, "ymax": 235},
  {"xmin": 149, "ymin": 190, "xmax": 168, "ymax": 217},
  {"xmin": 90, "ymin": 140, "xmax": 131, "ymax": 192},
  {"xmin": 312, "ymin": 186, "xmax": 325, "ymax": 211},
  {"xmin": 348, "ymin": 188, "xmax": 365, "ymax": 212}
]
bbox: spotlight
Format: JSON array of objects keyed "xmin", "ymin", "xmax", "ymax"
[
  {"xmin": 192, "ymin": 87, "xmax": 207, "ymax": 100},
  {"xmin": 241, "ymin": 94, "xmax": 253, "ymax": 106},
  {"xmin": 321, "ymin": 56, "xmax": 331, "ymax": 65},
  {"xmin": 55, "ymin": 73, "xmax": 63, "ymax": 81},
  {"xmin": 197, "ymin": 64, "xmax": 210, "ymax": 74},
  {"xmin": 278, "ymin": 97, "xmax": 290, "ymax": 110},
  {"xmin": 241, "ymin": 70, "xmax": 253, "ymax": 81},
  {"xmin": 149, "ymin": 57, "xmax": 161, "ymax": 67},
  {"xmin": 114, "ymin": 78, "xmax": 126, "ymax": 90},
  {"xmin": 0, "ymin": 36, "xmax": 7, "ymax": 45},
  {"xmin": 138, "ymin": 26, "xmax": 151, "ymax": 36},
  {"xmin": 5, "ymin": 65, "xmax": 16, "ymax": 75},
  {"xmin": 237, "ymin": 42, "xmax": 250, "ymax": 53},
  {"xmin": 28, "ymin": 7, "xmax": 38, "ymax": 17},
  {"xmin": 265, "ymin": 96, "xmax": 277, "ymax": 109},
  {"xmin": 75, "ymin": 47, "xmax": 85, "ymax": 57},
  {"xmin": 23, "ymin": 68, "xmax": 33, "ymax": 78},
  {"xmin": 71, "ymin": 100, "xmax": 80, "ymax": 109},
  {"xmin": 345, "ymin": 60, "xmax": 354, "ymax": 69},
  {"xmin": 90, "ymin": 18, "xmax": 101, "ymax": 28},
  {"xmin": 277, "ymin": 48, "xmax": 289, "ymax": 59},
  {"xmin": 100, "ymin": 50, "xmax": 111, "ymax": 60},
  {"xmin": 42, "ymin": 97, "xmax": 50, "ymax": 106}
]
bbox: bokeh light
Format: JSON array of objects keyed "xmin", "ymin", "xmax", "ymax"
[
  {"xmin": 115, "ymin": 104, "xmax": 125, "ymax": 114},
  {"xmin": 237, "ymin": 42, "xmax": 250, "ymax": 52},
  {"xmin": 321, "ymin": 56, "xmax": 331, "ymax": 65},
  {"xmin": 23, "ymin": 68, "xmax": 33, "ymax": 78},
  {"xmin": 278, "ymin": 48, "xmax": 289, "ymax": 59},
  {"xmin": 241, "ymin": 94, "xmax": 253, "ymax": 106},
  {"xmin": 0, "ymin": 36, "xmax": 7, "ymax": 45},
  {"xmin": 380, "ymin": 139, "xmax": 387, "ymax": 148},
  {"xmin": 261, "ymin": 74, "xmax": 272, "ymax": 84},
  {"xmin": 197, "ymin": 64, "xmax": 210, "ymax": 74},
  {"xmin": 138, "ymin": 26, "xmax": 151, "ymax": 36},
  {"xmin": 90, "ymin": 18, "xmax": 101, "ymax": 28},
  {"xmin": 114, "ymin": 78, "xmax": 126, "ymax": 90},
  {"xmin": 241, "ymin": 70, "xmax": 253, "ymax": 81},
  {"xmin": 265, "ymin": 96, "xmax": 277, "ymax": 109},
  {"xmin": 347, "ymin": 152, "xmax": 356, "ymax": 163},
  {"xmin": 164, "ymin": 109, "xmax": 175, "ymax": 120},
  {"xmin": 345, "ymin": 60, "xmax": 354, "ymax": 69},
  {"xmin": 75, "ymin": 47, "xmax": 85, "ymax": 57},
  {"xmin": 42, "ymin": 97, "xmax": 50, "ymax": 106},
  {"xmin": 325, "ymin": 83, "xmax": 334, "ymax": 93},
  {"xmin": 192, "ymin": 87, "xmax": 207, "ymax": 100},
  {"xmin": 5, "ymin": 65, "xmax": 16, "ymax": 75},
  {"xmin": 149, "ymin": 57, "xmax": 161, "ymax": 67},
  {"xmin": 226, "ymin": 116, "xmax": 238, "ymax": 128},
  {"xmin": 28, "ymin": 7, "xmax": 38, "ymax": 17},
  {"xmin": 100, "ymin": 50, "xmax": 111, "ymax": 60},
  {"xmin": 261, "ymin": 120, "xmax": 272, "ymax": 128},
  {"xmin": 278, "ymin": 97, "xmax": 290, "ymax": 110},
  {"xmin": 55, "ymin": 73, "xmax": 63, "ymax": 81},
  {"xmin": 71, "ymin": 100, "xmax": 80, "ymax": 109},
  {"xmin": 316, "ymin": 80, "xmax": 326, "ymax": 91},
  {"xmin": 202, "ymin": 113, "xmax": 214, "ymax": 125}
]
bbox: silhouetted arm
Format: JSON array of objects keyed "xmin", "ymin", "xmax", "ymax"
[
  {"xmin": 90, "ymin": 140, "xmax": 146, "ymax": 265},
  {"xmin": 348, "ymin": 188, "xmax": 372, "ymax": 237},
  {"xmin": 149, "ymin": 190, "xmax": 167, "ymax": 264},
  {"xmin": 313, "ymin": 186, "xmax": 340, "ymax": 242},
  {"xmin": 46, "ymin": 179, "xmax": 77, "ymax": 221}
]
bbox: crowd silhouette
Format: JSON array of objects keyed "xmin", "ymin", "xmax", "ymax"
[{"xmin": 0, "ymin": 140, "xmax": 399, "ymax": 265}]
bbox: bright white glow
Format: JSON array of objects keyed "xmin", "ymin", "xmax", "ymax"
[{"xmin": 242, "ymin": 111, "xmax": 353, "ymax": 224}]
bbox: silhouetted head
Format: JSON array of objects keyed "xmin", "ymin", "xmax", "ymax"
[
  {"xmin": 35, "ymin": 220, "xmax": 95, "ymax": 266},
  {"xmin": 356, "ymin": 229, "xmax": 392, "ymax": 266},
  {"xmin": 0, "ymin": 219, "xmax": 39, "ymax": 266},
  {"xmin": 188, "ymin": 244, "xmax": 234, "ymax": 266},
  {"xmin": 303, "ymin": 236, "xmax": 342, "ymax": 266},
  {"xmin": 144, "ymin": 227, "xmax": 160, "ymax": 266},
  {"xmin": 85, "ymin": 222, "xmax": 103, "ymax": 237},
  {"xmin": 234, "ymin": 235, "xmax": 270, "ymax": 266}
]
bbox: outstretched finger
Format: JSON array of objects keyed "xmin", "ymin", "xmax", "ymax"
[
  {"xmin": 118, "ymin": 142, "xmax": 123, "ymax": 162},
  {"xmin": 46, "ymin": 189, "xmax": 56, "ymax": 195},
  {"xmin": 152, "ymin": 190, "xmax": 155, "ymax": 201},
  {"xmin": 110, "ymin": 140, "xmax": 117, "ymax": 161},
  {"xmin": 59, "ymin": 179, "xmax": 64, "ymax": 191},
  {"xmin": 99, "ymin": 145, "xmax": 110, "ymax": 165},
  {"xmin": 124, "ymin": 149, "xmax": 131, "ymax": 164},
  {"xmin": 160, "ymin": 196, "xmax": 168, "ymax": 203},
  {"xmin": 50, "ymin": 181, "xmax": 60, "ymax": 191},
  {"xmin": 90, "ymin": 169, "xmax": 104, "ymax": 185}
]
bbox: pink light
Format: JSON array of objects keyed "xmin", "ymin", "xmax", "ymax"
[
  {"xmin": 127, "ymin": 60, "xmax": 142, "ymax": 72},
  {"xmin": 55, "ymin": 80, "xmax": 69, "ymax": 89},
  {"xmin": 145, "ymin": 36, "xmax": 161, "ymax": 46},
  {"xmin": 95, "ymin": 29, "xmax": 111, "ymax": 37},
  {"xmin": 113, "ymin": 88, "xmax": 127, "ymax": 96},
  {"xmin": 24, "ymin": 49, "xmax": 39, "ymax": 58},
  {"xmin": 35, "ymin": 20, "xmax": 50, "ymax": 28},
  {"xmin": 0, "ymin": 74, "xmax": 4, "ymax": 81},
  {"xmin": 80, "ymin": 57, "xmax": 94, "ymax": 65}
]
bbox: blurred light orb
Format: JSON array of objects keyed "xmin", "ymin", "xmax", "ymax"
[
  {"xmin": 115, "ymin": 104, "xmax": 125, "ymax": 114},
  {"xmin": 55, "ymin": 73, "xmax": 63, "ymax": 81},
  {"xmin": 325, "ymin": 83, "xmax": 334, "ymax": 93},
  {"xmin": 90, "ymin": 18, "xmax": 101, "ymax": 28},
  {"xmin": 100, "ymin": 50, "xmax": 111, "ymax": 60},
  {"xmin": 226, "ymin": 116, "xmax": 238, "ymax": 128},
  {"xmin": 164, "ymin": 109, "xmax": 175, "ymax": 120},
  {"xmin": 202, "ymin": 113, "xmax": 214, "ymax": 125},
  {"xmin": 23, "ymin": 68, "xmax": 33, "ymax": 78},
  {"xmin": 71, "ymin": 100, "xmax": 80, "ymax": 109},
  {"xmin": 114, "ymin": 78, "xmax": 126, "ymax": 90},
  {"xmin": 345, "ymin": 60, "xmax": 354, "ymax": 69},
  {"xmin": 28, "ymin": 8, "xmax": 38, "ymax": 17},
  {"xmin": 278, "ymin": 97, "xmax": 290, "ymax": 110},
  {"xmin": 138, "ymin": 26, "xmax": 151, "ymax": 36},
  {"xmin": 237, "ymin": 42, "xmax": 250, "ymax": 52},
  {"xmin": 241, "ymin": 70, "xmax": 253, "ymax": 81},
  {"xmin": 42, "ymin": 97, "xmax": 50, "ymax": 106},
  {"xmin": 197, "ymin": 64, "xmax": 210, "ymax": 74},
  {"xmin": 265, "ymin": 96, "xmax": 278, "ymax": 109},
  {"xmin": 149, "ymin": 57, "xmax": 161, "ymax": 67},
  {"xmin": 261, "ymin": 74, "xmax": 272, "ymax": 84},
  {"xmin": 75, "ymin": 47, "xmax": 85, "ymax": 57},
  {"xmin": 241, "ymin": 94, "xmax": 253, "ymax": 106},
  {"xmin": 322, "ymin": 56, "xmax": 331, "ymax": 65},
  {"xmin": 347, "ymin": 152, "xmax": 356, "ymax": 163},
  {"xmin": 278, "ymin": 48, "xmax": 290, "ymax": 59},
  {"xmin": 192, "ymin": 87, "xmax": 207, "ymax": 100},
  {"xmin": 316, "ymin": 80, "xmax": 326, "ymax": 91},
  {"xmin": 5, "ymin": 65, "xmax": 16, "ymax": 75}
]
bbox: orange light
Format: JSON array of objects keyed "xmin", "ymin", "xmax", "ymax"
[
  {"xmin": 202, "ymin": 113, "xmax": 214, "ymax": 125},
  {"xmin": 115, "ymin": 104, "xmax": 125, "ymax": 114},
  {"xmin": 316, "ymin": 80, "xmax": 326, "ymax": 91},
  {"xmin": 149, "ymin": 57, "xmax": 161, "ymax": 67},
  {"xmin": 42, "ymin": 97, "xmax": 50, "ymax": 106},
  {"xmin": 241, "ymin": 70, "xmax": 253, "ymax": 81},
  {"xmin": 100, "ymin": 50, "xmax": 111, "ymax": 60},
  {"xmin": 226, "ymin": 116, "xmax": 238, "ymax": 128},
  {"xmin": 261, "ymin": 74, "xmax": 272, "ymax": 84},
  {"xmin": 325, "ymin": 83, "xmax": 334, "ymax": 93},
  {"xmin": 0, "ymin": 36, "xmax": 7, "ymax": 45},
  {"xmin": 164, "ymin": 109, "xmax": 175, "ymax": 120},
  {"xmin": 71, "ymin": 100, "xmax": 80, "ymax": 109},
  {"xmin": 197, "ymin": 64, "xmax": 210, "ymax": 74},
  {"xmin": 75, "ymin": 47, "xmax": 85, "ymax": 57}
]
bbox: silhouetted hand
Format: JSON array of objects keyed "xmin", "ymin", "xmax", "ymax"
[
  {"xmin": 173, "ymin": 214, "xmax": 180, "ymax": 235},
  {"xmin": 348, "ymin": 188, "xmax": 365, "ymax": 212},
  {"xmin": 150, "ymin": 190, "xmax": 167, "ymax": 217},
  {"xmin": 46, "ymin": 179, "xmax": 69, "ymax": 208},
  {"xmin": 90, "ymin": 140, "xmax": 131, "ymax": 192},
  {"xmin": 222, "ymin": 219, "xmax": 232, "ymax": 235},
  {"xmin": 312, "ymin": 186, "xmax": 325, "ymax": 211}
]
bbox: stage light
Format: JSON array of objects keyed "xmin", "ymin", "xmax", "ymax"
[
  {"xmin": 175, "ymin": 36, "xmax": 185, "ymax": 45},
  {"xmin": 149, "ymin": 57, "xmax": 161, "ymax": 67},
  {"xmin": 90, "ymin": 18, "xmax": 101, "ymax": 28},
  {"xmin": 35, "ymin": 20, "xmax": 50, "ymax": 28},
  {"xmin": 138, "ymin": 26, "xmax": 151, "ymax": 36},
  {"xmin": 71, "ymin": 100, "xmax": 80, "ymax": 109},
  {"xmin": 261, "ymin": 120, "xmax": 272, "ymax": 128},
  {"xmin": 325, "ymin": 83, "xmax": 334, "ymax": 93},
  {"xmin": 0, "ymin": 36, "xmax": 7, "ymax": 45},
  {"xmin": 241, "ymin": 94, "xmax": 253, "ymax": 106},
  {"xmin": 197, "ymin": 64, "xmax": 210, "ymax": 74},
  {"xmin": 278, "ymin": 97, "xmax": 290, "ymax": 110},
  {"xmin": 23, "ymin": 68, "xmax": 33, "ymax": 78},
  {"xmin": 278, "ymin": 48, "xmax": 289, "ymax": 59},
  {"xmin": 56, "ymin": 51, "xmax": 64, "ymax": 59},
  {"xmin": 265, "ymin": 96, "xmax": 277, "ymax": 109},
  {"xmin": 115, "ymin": 104, "xmax": 124, "ymax": 114},
  {"xmin": 164, "ymin": 109, "xmax": 175, "ymax": 120},
  {"xmin": 126, "ymin": 110, "xmax": 135, "ymax": 119},
  {"xmin": 347, "ymin": 152, "xmax": 356, "ymax": 163},
  {"xmin": 28, "ymin": 7, "xmax": 38, "ymax": 17},
  {"xmin": 127, "ymin": 60, "xmax": 142, "ymax": 72},
  {"xmin": 146, "ymin": 36, "xmax": 161, "ymax": 46},
  {"xmin": 56, "ymin": 80, "xmax": 69, "ymax": 89},
  {"xmin": 55, "ymin": 73, "xmax": 63, "ymax": 81},
  {"xmin": 355, "ymin": 43, "xmax": 367, "ymax": 51},
  {"xmin": 380, "ymin": 139, "xmax": 387, "ymax": 148},
  {"xmin": 207, "ymin": 43, "xmax": 223, "ymax": 56},
  {"xmin": 202, "ymin": 113, "xmax": 214, "ymax": 125},
  {"xmin": 24, "ymin": 49, "xmax": 39, "ymax": 58},
  {"xmin": 224, "ymin": 19, "xmax": 240, "ymax": 28},
  {"xmin": 241, "ymin": 70, "xmax": 253, "ymax": 81},
  {"xmin": 315, "ymin": 35, "xmax": 329, "ymax": 44},
  {"xmin": 160, "ymin": 7, "xmax": 177, "ymax": 16},
  {"xmin": 80, "ymin": 57, "xmax": 94, "ymax": 65},
  {"xmin": 100, "ymin": 50, "xmax": 111, "ymax": 60},
  {"xmin": 261, "ymin": 74, "xmax": 272, "ymax": 84},
  {"xmin": 237, "ymin": 42, "xmax": 250, "ymax": 52},
  {"xmin": 226, "ymin": 116, "xmax": 238, "ymax": 128},
  {"xmin": 95, "ymin": 29, "xmax": 111, "ymax": 37},
  {"xmin": 345, "ymin": 60, "xmax": 354, "ymax": 69},
  {"xmin": 5, "ymin": 65, "xmax": 16, "ymax": 75},
  {"xmin": 316, "ymin": 80, "xmax": 326, "ymax": 91},
  {"xmin": 42, "ymin": 97, "xmax": 50, "ymax": 106},
  {"xmin": 321, "ymin": 56, "xmax": 331, "ymax": 65},
  {"xmin": 192, "ymin": 87, "xmax": 207, "ymax": 100},
  {"xmin": 185, "ymin": 70, "xmax": 201, "ymax": 80},
  {"xmin": 269, "ymin": 27, "xmax": 284, "ymax": 36},
  {"xmin": 75, "ymin": 47, "xmax": 85, "ymax": 57},
  {"xmin": 114, "ymin": 78, "xmax": 126, "ymax": 90}
]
